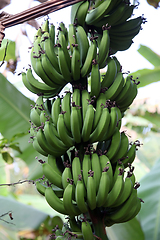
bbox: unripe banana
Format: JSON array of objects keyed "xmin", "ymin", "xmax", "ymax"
[{"xmin": 81, "ymin": 221, "xmax": 94, "ymax": 240}]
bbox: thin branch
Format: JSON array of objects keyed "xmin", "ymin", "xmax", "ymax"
[{"xmin": 0, "ymin": 179, "xmax": 34, "ymax": 187}]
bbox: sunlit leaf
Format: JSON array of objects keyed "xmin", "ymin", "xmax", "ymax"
[
  {"xmin": 1, "ymin": 150, "xmax": 13, "ymax": 164},
  {"xmin": 138, "ymin": 157, "xmax": 160, "ymax": 240},
  {"xmin": 138, "ymin": 45, "xmax": 160, "ymax": 67},
  {"xmin": 106, "ymin": 218, "xmax": 144, "ymax": 240},
  {"xmin": 0, "ymin": 39, "xmax": 16, "ymax": 62},
  {"xmin": 130, "ymin": 67, "xmax": 160, "ymax": 88}
]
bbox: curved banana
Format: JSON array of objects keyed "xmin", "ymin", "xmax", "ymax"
[
  {"xmin": 103, "ymin": 106, "xmax": 118, "ymax": 141},
  {"xmin": 87, "ymin": 171, "xmax": 96, "ymax": 210},
  {"xmin": 92, "ymin": 92, "xmax": 106, "ymax": 131},
  {"xmin": 82, "ymin": 153, "xmax": 91, "ymax": 189},
  {"xmin": 42, "ymin": 162, "xmax": 63, "ymax": 189},
  {"xmin": 30, "ymin": 106, "xmax": 41, "ymax": 127},
  {"xmin": 81, "ymin": 89, "xmax": 91, "ymax": 123},
  {"xmin": 71, "ymin": 106, "xmax": 82, "ymax": 144},
  {"xmin": 97, "ymin": 25, "xmax": 110, "ymax": 69},
  {"xmin": 96, "ymin": 167, "xmax": 110, "ymax": 207},
  {"xmin": 51, "ymin": 96, "xmax": 61, "ymax": 126},
  {"xmin": 71, "ymin": 43, "xmax": 81, "ymax": 81},
  {"xmin": 91, "ymin": 152, "xmax": 102, "ymax": 193},
  {"xmin": 99, "ymin": 154, "xmax": 113, "ymax": 191},
  {"xmin": 90, "ymin": 59, "xmax": 101, "ymax": 98},
  {"xmin": 45, "ymin": 187, "xmax": 68, "ymax": 215},
  {"xmin": 105, "ymin": 128, "xmax": 121, "ymax": 161},
  {"xmin": 104, "ymin": 72, "xmax": 124, "ymax": 101},
  {"xmin": 89, "ymin": 106, "xmax": 110, "ymax": 143},
  {"xmin": 103, "ymin": 167, "xmax": 124, "ymax": 207},
  {"xmin": 36, "ymin": 180, "xmax": 46, "ymax": 196},
  {"xmin": 75, "ymin": 175, "xmax": 88, "ymax": 213},
  {"xmin": 101, "ymin": 57, "xmax": 117, "ymax": 89},
  {"xmin": 80, "ymin": 39, "xmax": 97, "ymax": 78},
  {"xmin": 75, "ymin": 25, "xmax": 89, "ymax": 66},
  {"xmin": 72, "ymin": 156, "xmax": 82, "ymax": 186},
  {"xmin": 81, "ymin": 104, "xmax": 95, "ymax": 142},
  {"xmin": 81, "ymin": 220, "xmax": 94, "ymax": 240},
  {"xmin": 47, "ymin": 154, "xmax": 62, "ymax": 176},
  {"xmin": 61, "ymin": 91, "xmax": 71, "ymax": 131},
  {"xmin": 57, "ymin": 113, "xmax": 75, "ymax": 147},
  {"xmin": 63, "ymin": 181, "xmax": 81, "ymax": 216},
  {"xmin": 74, "ymin": 0, "xmax": 89, "ymax": 27},
  {"xmin": 62, "ymin": 164, "xmax": 73, "ymax": 189}
]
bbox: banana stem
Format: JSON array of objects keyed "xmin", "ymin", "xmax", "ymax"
[{"xmin": 88, "ymin": 208, "xmax": 109, "ymax": 240}]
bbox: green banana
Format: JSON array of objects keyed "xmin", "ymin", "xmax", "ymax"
[
  {"xmin": 92, "ymin": 92, "xmax": 106, "ymax": 131},
  {"xmin": 82, "ymin": 153, "xmax": 91, "ymax": 189},
  {"xmin": 80, "ymin": 39, "xmax": 97, "ymax": 78},
  {"xmin": 90, "ymin": 59, "xmax": 101, "ymax": 98},
  {"xmin": 109, "ymin": 187, "xmax": 138, "ymax": 223},
  {"xmin": 103, "ymin": 106, "xmax": 118, "ymax": 141},
  {"xmin": 72, "ymin": 156, "xmax": 82, "ymax": 186},
  {"xmin": 71, "ymin": 106, "xmax": 82, "ymax": 144},
  {"xmin": 45, "ymin": 187, "xmax": 68, "ymax": 215},
  {"xmin": 41, "ymin": 31, "xmax": 60, "ymax": 73},
  {"xmin": 105, "ymin": 128, "xmax": 121, "ymax": 161},
  {"xmin": 81, "ymin": 104, "xmax": 95, "ymax": 142},
  {"xmin": 101, "ymin": 57, "xmax": 117, "ymax": 89},
  {"xmin": 81, "ymin": 221, "xmax": 94, "ymax": 240},
  {"xmin": 30, "ymin": 106, "xmax": 41, "ymax": 127},
  {"xmin": 75, "ymin": 175, "xmax": 88, "ymax": 213},
  {"xmin": 97, "ymin": 26, "xmax": 110, "ymax": 69},
  {"xmin": 104, "ymin": 72, "xmax": 124, "ymax": 101},
  {"xmin": 86, "ymin": 0, "xmax": 116, "ymax": 25},
  {"xmin": 122, "ymin": 142, "xmax": 137, "ymax": 168},
  {"xmin": 57, "ymin": 44, "xmax": 72, "ymax": 82},
  {"xmin": 43, "ymin": 121, "xmax": 68, "ymax": 152},
  {"xmin": 91, "ymin": 152, "xmax": 102, "ymax": 193},
  {"xmin": 74, "ymin": 1, "xmax": 89, "ymax": 27},
  {"xmin": 87, "ymin": 171, "xmax": 96, "ymax": 210},
  {"xmin": 71, "ymin": 1, "xmax": 82, "ymax": 24},
  {"xmin": 47, "ymin": 154, "xmax": 62, "ymax": 177},
  {"xmin": 57, "ymin": 113, "xmax": 75, "ymax": 147},
  {"xmin": 51, "ymin": 96, "xmax": 61, "ymax": 126},
  {"xmin": 62, "ymin": 164, "xmax": 73, "ymax": 189},
  {"xmin": 111, "ymin": 131, "xmax": 129, "ymax": 163},
  {"xmin": 61, "ymin": 91, "xmax": 71, "ymax": 131},
  {"xmin": 58, "ymin": 28, "xmax": 71, "ymax": 71},
  {"xmin": 96, "ymin": 167, "xmax": 110, "ymax": 207},
  {"xmin": 36, "ymin": 180, "xmax": 46, "ymax": 196},
  {"xmin": 103, "ymin": 167, "xmax": 124, "ymax": 207},
  {"xmin": 71, "ymin": 43, "xmax": 81, "ymax": 81},
  {"xmin": 81, "ymin": 89, "xmax": 91, "ymax": 123},
  {"xmin": 36, "ymin": 128, "xmax": 61, "ymax": 156},
  {"xmin": 115, "ymin": 75, "xmax": 133, "ymax": 104},
  {"xmin": 49, "ymin": 23, "xmax": 55, "ymax": 44},
  {"xmin": 42, "ymin": 162, "xmax": 63, "ymax": 189},
  {"xmin": 32, "ymin": 137, "xmax": 48, "ymax": 157},
  {"xmin": 41, "ymin": 19, "xmax": 49, "ymax": 33},
  {"xmin": 89, "ymin": 106, "xmax": 110, "ymax": 143},
  {"xmin": 63, "ymin": 181, "xmax": 81, "ymax": 216},
  {"xmin": 68, "ymin": 24, "xmax": 76, "ymax": 54},
  {"xmin": 99, "ymin": 154, "xmax": 113, "ymax": 191},
  {"xmin": 75, "ymin": 25, "xmax": 89, "ymax": 66}
]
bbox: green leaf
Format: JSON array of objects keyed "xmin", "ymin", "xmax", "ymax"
[
  {"xmin": 106, "ymin": 218, "xmax": 144, "ymax": 240},
  {"xmin": 138, "ymin": 45, "xmax": 160, "ymax": 67},
  {"xmin": 0, "ymin": 156, "xmax": 8, "ymax": 196},
  {"xmin": 0, "ymin": 73, "xmax": 34, "ymax": 138},
  {"xmin": 1, "ymin": 150, "xmax": 13, "ymax": 164},
  {"xmin": 138, "ymin": 157, "xmax": 160, "ymax": 240},
  {"xmin": 0, "ymin": 39, "xmax": 16, "ymax": 62},
  {"xmin": 0, "ymin": 196, "xmax": 49, "ymax": 231},
  {"xmin": 130, "ymin": 67, "xmax": 160, "ymax": 88}
]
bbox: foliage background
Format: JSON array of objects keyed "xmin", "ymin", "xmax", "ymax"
[{"xmin": 0, "ymin": 0, "xmax": 160, "ymax": 239}]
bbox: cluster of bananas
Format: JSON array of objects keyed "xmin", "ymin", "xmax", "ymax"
[
  {"xmin": 72, "ymin": 0, "xmax": 146, "ymax": 53},
  {"xmin": 36, "ymin": 148, "xmax": 142, "ymax": 232},
  {"xmin": 22, "ymin": 0, "xmax": 145, "ymax": 238}
]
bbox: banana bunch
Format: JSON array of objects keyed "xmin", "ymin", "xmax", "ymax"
[
  {"xmin": 35, "ymin": 148, "xmax": 142, "ymax": 227},
  {"xmin": 71, "ymin": 0, "xmax": 146, "ymax": 53},
  {"xmin": 29, "ymin": 89, "xmax": 124, "ymax": 157}
]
